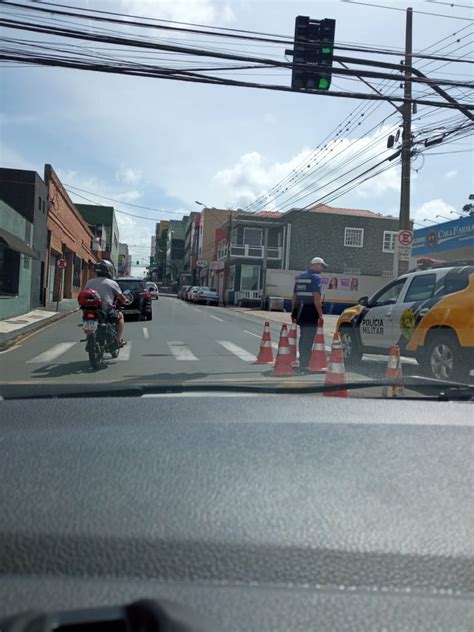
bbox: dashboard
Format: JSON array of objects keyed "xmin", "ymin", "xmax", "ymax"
[{"xmin": 1, "ymin": 394, "xmax": 473, "ymax": 630}]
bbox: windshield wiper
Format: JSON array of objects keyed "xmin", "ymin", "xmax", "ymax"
[{"xmin": 0, "ymin": 377, "xmax": 472, "ymax": 401}]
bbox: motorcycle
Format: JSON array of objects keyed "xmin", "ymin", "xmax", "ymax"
[{"xmin": 78, "ymin": 289, "xmax": 131, "ymax": 369}]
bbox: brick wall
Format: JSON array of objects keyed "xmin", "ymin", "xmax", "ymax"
[
  {"xmin": 44, "ymin": 165, "xmax": 96, "ymax": 300},
  {"xmin": 287, "ymin": 211, "xmax": 399, "ymax": 276}
]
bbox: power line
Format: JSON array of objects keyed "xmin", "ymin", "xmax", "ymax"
[{"xmin": 341, "ymin": 0, "xmax": 474, "ymax": 21}]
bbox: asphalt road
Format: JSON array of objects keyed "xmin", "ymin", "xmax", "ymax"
[{"xmin": 0, "ymin": 297, "xmax": 421, "ymax": 391}]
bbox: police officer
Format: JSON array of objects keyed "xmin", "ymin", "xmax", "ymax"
[{"xmin": 291, "ymin": 257, "xmax": 328, "ymax": 372}]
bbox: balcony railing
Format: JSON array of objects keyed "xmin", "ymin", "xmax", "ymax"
[{"xmin": 224, "ymin": 244, "xmax": 282, "ymax": 259}]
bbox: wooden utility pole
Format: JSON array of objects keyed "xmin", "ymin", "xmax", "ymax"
[
  {"xmin": 222, "ymin": 211, "xmax": 233, "ymax": 306},
  {"xmin": 398, "ymin": 7, "xmax": 413, "ymax": 275},
  {"xmin": 261, "ymin": 226, "xmax": 269, "ymax": 309}
]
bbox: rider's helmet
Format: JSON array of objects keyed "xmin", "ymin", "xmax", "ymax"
[{"xmin": 95, "ymin": 260, "xmax": 115, "ymax": 279}]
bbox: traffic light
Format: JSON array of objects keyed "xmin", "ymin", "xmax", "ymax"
[{"xmin": 286, "ymin": 16, "xmax": 336, "ymax": 91}]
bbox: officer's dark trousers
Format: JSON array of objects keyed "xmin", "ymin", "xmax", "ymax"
[{"xmin": 298, "ymin": 324, "xmax": 317, "ymax": 369}]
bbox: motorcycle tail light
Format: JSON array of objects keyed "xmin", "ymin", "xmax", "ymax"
[
  {"xmin": 85, "ymin": 311, "xmax": 96, "ymax": 319},
  {"xmin": 143, "ymin": 291, "xmax": 151, "ymax": 299}
]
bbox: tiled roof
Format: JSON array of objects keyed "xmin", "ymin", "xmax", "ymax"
[{"xmin": 307, "ymin": 203, "xmax": 379, "ymax": 217}]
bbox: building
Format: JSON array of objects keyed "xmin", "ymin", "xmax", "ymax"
[
  {"xmin": 183, "ymin": 211, "xmax": 200, "ymax": 285},
  {"xmin": 412, "ymin": 215, "xmax": 474, "ymax": 264},
  {"xmin": 165, "ymin": 218, "xmax": 186, "ymax": 283},
  {"xmin": 213, "ymin": 204, "xmax": 402, "ymax": 310},
  {"xmin": 196, "ymin": 207, "xmax": 237, "ymax": 286},
  {"xmin": 118, "ymin": 242, "xmax": 130, "ymax": 276},
  {"xmin": 0, "ymin": 168, "xmax": 49, "ymax": 307},
  {"xmin": 44, "ymin": 165, "xmax": 97, "ymax": 302},
  {"xmin": 75, "ymin": 204, "xmax": 120, "ymax": 271},
  {"xmin": 154, "ymin": 220, "xmax": 170, "ymax": 281},
  {"xmin": 0, "ymin": 200, "xmax": 38, "ymax": 319}
]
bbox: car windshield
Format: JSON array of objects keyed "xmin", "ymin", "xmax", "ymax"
[{"xmin": 0, "ymin": 0, "xmax": 473, "ymax": 399}]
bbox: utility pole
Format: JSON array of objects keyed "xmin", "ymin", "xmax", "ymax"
[
  {"xmin": 398, "ymin": 6, "xmax": 413, "ymax": 276},
  {"xmin": 261, "ymin": 226, "xmax": 269, "ymax": 309}
]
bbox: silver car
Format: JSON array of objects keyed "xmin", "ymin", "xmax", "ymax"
[{"xmin": 146, "ymin": 282, "xmax": 159, "ymax": 300}]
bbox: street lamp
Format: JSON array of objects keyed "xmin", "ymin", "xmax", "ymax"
[
  {"xmin": 195, "ymin": 201, "xmax": 208, "ymax": 207},
  {"xmin": 450, "ymin": 210, "xmax": 464, "ymax": 217},
  {"xmin": 423, "ymin": 218, "xmax": 436, "ymax": 224},
  {"xmin": 436, "ymin": 214, "xmax": 451, "ymax": 221}
]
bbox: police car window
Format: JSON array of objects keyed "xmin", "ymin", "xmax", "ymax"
[
  {"xmin": 404, "ymin": 274, "xmax": 436, "ymax": 302},
  {"xmin": 372, "ymin": 279, "xmax": 406, "ymax": 307},
  {"xmin": 441, "ymin": 269, "xmax": 472, "ymax": 295}
]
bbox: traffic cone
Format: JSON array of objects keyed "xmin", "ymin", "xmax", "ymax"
[
  {"xmin": 307, "ymin": 320, "xmax": 328, "ymax": 373},
  {"xmin": 254, "ymin": 321, "xmax": 274, "ymax": 365},
  {"xmin": 382, "ymin": 345, "xmax": 404, "ymax": 398},
  {"xmin": 272, "ymin": 324, "xmax": 296, "ymax": 377},
  {"xmin": 288, "ymin": 322, "xmax": 298, "ymax": 367},
  {"xmin": 323, "ymin": 332, "xmax": 348, "ymax": 397}
]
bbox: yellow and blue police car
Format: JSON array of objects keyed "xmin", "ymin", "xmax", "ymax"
[{"xmin": 336, "ymin": 260, "xmax": 474, "ymax": 382}]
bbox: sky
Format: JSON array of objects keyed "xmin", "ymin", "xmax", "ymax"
[{"xmin": 1, "ymin": 0, "xmax": 473, "ymax": 275}]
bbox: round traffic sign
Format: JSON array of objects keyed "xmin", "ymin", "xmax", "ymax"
[{"xmin": 398, "ymin": 230, "xmax": 413, "ymax": 246}]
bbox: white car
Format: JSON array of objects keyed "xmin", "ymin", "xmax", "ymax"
[{"xmin": 146, "ymin": 282, "xmax": 159, "ymax": 300}]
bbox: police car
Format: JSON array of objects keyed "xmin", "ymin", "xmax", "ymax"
[{"xmin": 336, "ymin": 260, "xmax": 474, "ymax": 382}]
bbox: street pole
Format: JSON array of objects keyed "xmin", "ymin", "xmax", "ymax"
[
  {"xmin": 261, "ymin": 226, "xmax": 269, "ymax": 309},
  {"xmin": 397, "ymin": 6, "xmax": 413, "ymax": 276}
]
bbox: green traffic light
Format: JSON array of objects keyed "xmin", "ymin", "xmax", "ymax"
[
  {"xmin": 322, "ymin": 47, "xmax": 332, "ymax": 54},
  {"xmin": 318, "ymin": 78, "xmax": 330, "ymax": 90}
]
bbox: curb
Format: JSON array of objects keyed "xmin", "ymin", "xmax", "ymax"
[{"xmin": 0, "ymin": 309, "xmax": 79, "ymax": 352}]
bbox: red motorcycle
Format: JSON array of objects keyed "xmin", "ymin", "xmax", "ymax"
[{"xmin": 78, "ymin": 289, "xmax": 122, "ymax": 369}]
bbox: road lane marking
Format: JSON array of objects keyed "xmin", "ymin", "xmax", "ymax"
[
  {"xmin": 217, "ymin": 341, "xmax": 257, "ymax": 362},
  {"xmin": 26, "ymin": 342, "xmax": 77, "ymax": 364},
  {"xmin": 168, "ymin": 341, "xmax": 198, "ymax": 361},
  {"xmin": 0, "ymin": 345, "xmax": 22, "ymax": 354},
  {"xmin": 209, "ymin": 315, "xmax": 224, "ymax": 322},
  {"xmin": 244, "ymin": 330, "xmax": 279, "ymax": 349},
  {"xmin": 143, "ymin": 327, "xmax": 150, "ymax": 339},
  {"xmin": 192, "ymin": 308, "xmax": 202, "ymax": 313},
  {"xmin": 115, "ymin": 343, "xmax": 132, "ymax": 361}
]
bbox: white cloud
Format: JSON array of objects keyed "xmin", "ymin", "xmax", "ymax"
[
  {"xmin": 122, "ymin": 0, "xmax": 235, "ymax": 24},
  {"xmin": 116, "ymin": 167, "xmax": 143, "ymax": 187},
  {"xmin": 413, "ymin": 198, "xmax": 456, "ymax": 224},
  {"xmin": 211, "ymin": 124, "xmax": 401, "ymax": 210},
  {"xmin": 445, "ymin": 169, "xmax": 458, "ymax": 179}
]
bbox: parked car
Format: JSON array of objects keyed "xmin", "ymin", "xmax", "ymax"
[
  {"xmin": 179, "ymin": 285, "xmax": 190, "ymax": 300},
  {"xmin": 194, "ymin": 287, "xmax": 219, "ymax": 305},
  {"xmin": 186, "ymin": 286, "xmax": 200, "ymax": 302},
  {"xmin": 336, "ymin": 259, "xmax": 474, "ymax": 382},
  {"xmin": 116, "ymin": 277, "xmax": 153, "ymax": 321},
  {"xmin": 145, "ymin": 282, "xmax": 159, "ymax": 300}
]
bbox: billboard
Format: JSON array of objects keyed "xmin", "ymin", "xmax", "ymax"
[{"xmin": 412, "ymin": 216, "xmax": 474, "ymax": 256}]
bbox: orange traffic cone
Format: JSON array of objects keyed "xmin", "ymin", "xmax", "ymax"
[
  {"xmin": 288, "ymin": 322, "xmax": 298, "ymax": 367},
  {"xmin": 254, "ymin": 321, "xmax": 274, "ymax": 365},
  {"xmin": 307, "ymin": 320, "xmax": 328, "ymax": 373},
  {"xmin": 272, "ymin": 324, "xmax": 296, "ymax": 377},
  {"xmin": 323, "ymin": 332, "xmax": 348, "ymax": 397},
  {"xmin": 382, "ymin": 345, "xmax": 404, "ymax": 398}
]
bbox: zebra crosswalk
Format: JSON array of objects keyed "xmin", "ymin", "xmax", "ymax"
[{"xmin": 21, "ymin": 340, "xmax": 264, "ymax": 366}]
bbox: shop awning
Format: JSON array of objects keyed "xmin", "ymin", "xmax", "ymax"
[{"xmin": 0, "ymin": 228, "xmax": 39, "ymax": 259}]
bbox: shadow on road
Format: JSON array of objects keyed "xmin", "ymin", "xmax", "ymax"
[{"xmin": 31, "ymin": 360, "xmax": 109, "ymax": 378}]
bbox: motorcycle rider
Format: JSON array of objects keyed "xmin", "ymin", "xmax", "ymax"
[{"xmin": 84, "ymin": 260, "xmax": 128, "ymax": 347}]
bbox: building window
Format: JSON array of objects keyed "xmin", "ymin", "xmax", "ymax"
[
  {"xmin": 344, "ymin": 227, "xmax": 364, "ymax": 248},
  {"xmin": 0, "ymin": 245, "xmax": 20, "ymax": 295},
  {"xmin": 243, "ymin": 227, "xmax": 262, "ymax": 246},
  {"xmin": 383, "ymin": 231, "xmax": 397, "ymax": 253},
  {"xmin": 73, "ymin": 255, "xmax": 82, "ymax": 288},
  {"xmin": 240, "ymin": 264, "xmax": 260, "ymax": 291},
  {"xmin": 38, "ymin": 195, "xmax": 42, "ymax": 211}
]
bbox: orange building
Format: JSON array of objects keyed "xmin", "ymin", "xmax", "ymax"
[{"xmin": 44, "ymin": 164, "xmax": 97, "ymax": 302}]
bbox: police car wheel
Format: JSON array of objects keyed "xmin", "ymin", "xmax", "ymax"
[
  {"xmin": 340, "ymin": 326, "xmax": 362, "ymax": 368},
  {"xmin": 424, "ymin": 330, "xmax": 469, "ymax": 383}
]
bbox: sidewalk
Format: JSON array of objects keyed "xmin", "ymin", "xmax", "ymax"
[
  {"xmin": 0, "ymin": 299, "xmax": 79, "ymax": 351},
  {"xmin": 233, "ymin": 308, "xmax": 340, "ymax": 332}
]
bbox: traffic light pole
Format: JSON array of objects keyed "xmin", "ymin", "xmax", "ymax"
[{"xmin": 398, "ymin": 7, "xmax": 413, "ymax": 276}]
